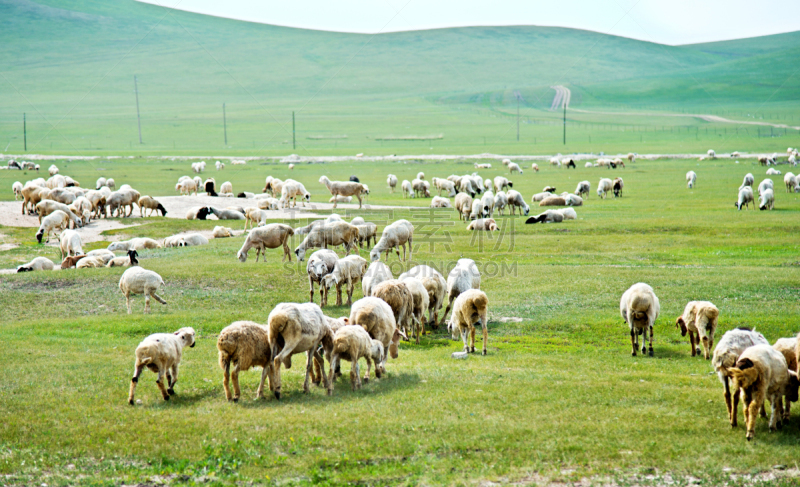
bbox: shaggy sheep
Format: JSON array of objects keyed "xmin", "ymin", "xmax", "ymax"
[
  {"xmin": 280, "ymin": 180, "xmax": 311, "ymax": 208},
  {"xmin": 728, "ymin": 344, "xmax": 800, "ymax": 440},
  {"xmin": 321, "ymin": 255, "xmax": 369, "ymax": 307},
  {"xmin": 268, "ymin": 302, "xmax": 332, "ymax": 399},
  {"xmin": 401, "ymin": 276, "xmax": 430, "ymax": 343},
  {"xmin": 217, "ymin": 321, "xmax": 273, "ymax": 402},
  {"xmin": 307, "ymin": 249, "xmax": 339, "ymax": 306},
  {"xmin": 213, "ymin": 226, "xmax": 233, "ymax": 238},
  {"xmin": 774, "ymin": 336, "xmax": 799, "ymax": 420},
  {"xmin": 371, "ymin": 279, "xmax": 416, "ymax": 341},
  {"xmin": 686, "ymin": 171, "xmax": 697, "ymax": 189},
  {"xmin": 766, "ymin": 168, "xmax": 781, "ymax": 176},
  {"xmin": 758, "ymin": 188, "xmax": 775, "ymax": 210},
  {"xmin": 295, "ymin": 221, "xmax": 359, "ymax": 261},
  {"xmin": 398, "ymin": 265, "xmax": 446, "ymax": 328},
  {"xmin": 440, "ymin": 258, "xmax": 481, "ymax": 327},
  {"xmin": 119, "ymin": 266, "xmax": 167, "ymax": 314},
  {"xmin": 447, "ymin": 289, "xmax": 489, "ymax": 355},
  {"xmin": 349, "ymin": 296, "xmax": 405, "ymax": 370},
  {"xmin": 238, "ymin": 224, "xmax": 295, "ymax": 262},
  {"xmin": 508, "ymin": 162, "xmax": 522, "ymax": 174},
  {"xmin": 107, "ymin": 188, "xmax": 141, "ymax": 217},
  {"xmin": 59, "ymin": 230, "xmax": 83, "ymax": 260},
  {"xmin": 16, "ymin": 256, "xmax": 55, "ymax": 272},
  {"xmin": 454, "ymin": 193, "xmax": 473, "ymax": 221},
  {"xmin": 431, "ymin": 196, "xmax": 452, "ymax": 208},
  {"xmin": 327, "ymin": 325, "xmax": 385, "ymax": 394},
  {"xmin": 735, "ymin": 186, "xmax": 754, "ymax": 210},
  {"xmin": 597, "ymin": 178, "xmax": 613, "ymax": 199},
  {"xmin": 387, "ymin": 174, "xmax": 398, "ymax": 193},
  {"xmin": 35, "ymin": 210, "xmax": 71, "ymax": 243},
  {"xmin": 493, "ymin": 191, "xmax": 508, "ymax": 214},
  {"xmin": 467, "ymin": 218, "xmax": 498, "ymax": 232},
  {"xmin": 370, "ymin": 219, "xmax": 413, "ymax": 262},
  {"xmin": 675, "ymin": 301, "xmax": 719, "ymax": 359},
  {"xmin": 137, "ymin": 196, "xmax": 167, "ymax": 217},
  {"xmin": 612, "ymin": 177, "xmax": 624, "ymax": 198},
  {"xmin": 128, "ymin": 327, "xmax": 195, "ymax": 404},
  {"xmin": 319, "ymin": 176, "xmax": 367, "ymax": 208},
  {"xmin": 712, "ymin": 327, "xmax": 770, "ymax": 427},
  {"xmin": 620, "ymin": 283, "xmax": 659, "ymax": 356}
]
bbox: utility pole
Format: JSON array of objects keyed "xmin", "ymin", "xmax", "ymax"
[
  {"xmin": 23, "ymin": 113, "xmax": 27, "ymax": 152},
  {"xmin": 223, "ymin": 103, "xmax": 228, "ymax": 146},
  {"xmin": 134, "ymin": 75, "xmax": 143, "ymax": 144},
  {"xmin": 292, "ymin": 111, "xmax": 296, "ymax": 150},
  {"xmin": 516, "ymin": 97, "xmax": 520, "ymax": 141},
  {"xmin": 563, "ymin": 101, "xmax": 566, "ymax": 145}
]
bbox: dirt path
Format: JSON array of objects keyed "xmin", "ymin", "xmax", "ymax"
[
  {"xmin": 549, "ymin": 85, "xmax": 570, "ymax": 111},
  {"xmin": 570, "ymin": 107, "xmax": 800, "ymax": 131}
]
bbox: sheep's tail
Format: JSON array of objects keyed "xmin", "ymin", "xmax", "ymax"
[{"xmin": 333, "ymin": 339, "xmax": 348, "ymax": 355}]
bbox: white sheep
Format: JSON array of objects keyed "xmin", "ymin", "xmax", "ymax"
[
  {"xmin": 217, "ymin": 321, "xmax": 272, "ymax": 402},
  {"xmin": 713, "ymin": 328, "xmax": 770, "ymax": 427},
  {"xmin": 319, "ymin": 176, "xmax": 367, "ymax": 208},
  {"xmin": 268, "ymin": 302, "xmax": 332, "ymax": 399},
  {"xmin": 740, "ymin": 173, "xmax": 755, "ymax": 189},
  {"xmin": 398, "ymin": 265, "xmax": 446, "ymax": 328},
  {"xmin": 783, "ymin": 173, "xmax": 798, "ymax": 192},
  {"xmin": 108, "ymin": 238, "xmax": 162, "ymax": 252},
  {"xmin": 508, "ymin": 162, "xmax": 522, "ymax": 174},
  {"xmin": 440, "ymin": 258, "xmax": 481, "ymax": 327},
  {"xmin": 12, "ymin": 181, "xmax": 23, "ymax": 200},
  {"xmin": 349, "ymin": 296, "xmax": 405, "ymax": 370},
  {"xmin": 387, "ymin": 174, "xmax": 398, "ymax": 193},
  {"xmin": 531, "ymin": 191, "xmax": 553, "ymax": 203},
  {"xmin": 238, "ymin": 224, "xmax": 294, "ymax": 262},
  {"xmin": 280, "ymin": 179, "xmax": 311, "ymax": 208},
  {"xmin": 321, "ymin": 255, "xmax": 369, "ymax": 306},
  {"xmin": 216, "ymin": 160, "xmax": 225, "ymax": 170},
  {"xmin": 295, "ymin": 221, "xmax": 359, "ymax": 261},
  {"xmin": 675, "ymin": 301, "xmax": 719, "ymax": 359},
  {"xmin": 370, "ymin": 219, "xmax": 413, "ymax": 262},
  {"xmin": 736, "ymin": 186, "xmax": 754, "ymax": 210},
  {"xmin": 585, "ymin": 162, "xmax": 593, "ymax": 168},
  {"xmin": 469, "ymin": 199, "xmax": 487, "ymax": 220},
  {"xmin": 16, "ymin": 256, "xmax": 55, "ymax": 273},
  {"xmin": 327, "ymin": 325, "xmax": 384, "ymax": 394},
  {"xmin": 563, "ymin": 194, "xmax": 583, "ymax": 206},
  {"xmin": 549, "ymin": 157, "xmax": 560, "ymax": 166},
  {"xmin": 766, "ymin": 168, "xmax": 781, "ymax": 176},
  {"xmin": 757, "ymin": 179, "xmax": 774, "ymax": 196},
  {"xmin": 411, "ymin": 178, "xmax": 431, "ymax": 198},
  {"xmin": 35, "ymin": 210, "xmax": 71, "ymax": 243},
  {"xmin": 59, "ymin": 230, "xmax": 82, "ymax": 260},
  {"xmin": 362, "ymin": 261, "xmax": 393, "ymax": 298},
  {"xmin": 467, "ymin": 218, "xmax": 498, "ymax": 232},
  {"xmin": 431, "ymin": 196, "xmax": 452, "ymax": 208},
  {"xmin": 597, "ymin": 178, "xmax": 613, "ymax": 199},
  {"xmin": 454, "ymin": 193, "xmax": 473, "ymax": 221},
  {"xmin": 128, "ymin": 327, "xmax": 195, "ymax": 404},
  {"xmin": 213, "ymin": 226, "xmax": 233, "ymax": 238},
  {"xmin": 531, "ymin": 163, "xmax": 539, "ymax": 172},
  {"xmin": 505, "ymin": 190, "xmax": 529, "ymax": 216},
  {"xmin": 432, "ymin": 177, "xmax": 457, "ymax": 197},
  {"xmin": 493, "ymin": 191, "xmax": 508, "ymax": 215},
  {"xmin": 447, "ymin": 289, "xmax": 489, "ymax": 355},
  {"xmin": 119, "ymin": 266, "xmax": 167, "ymax": 314},
  {"xmin": 48, "ymin": 164, "xmax": 59, "ymax": 176},
  {"xmin": 307, "ymin": 249, "xmax": 339, "ymax": 306},
  {"xmin": 620, "ymin": 283, "xmax": 660, "ymax": 356},
  {"xmin": 76, "ymin": 256, "xmax": 107, "ymax": 269},
  {"xmin": 758, "ymin": 188, "xmax": 775, "ymax": 210},
  {"xmin": 686, "ymin": 171, "xmax": 697, "ymax": 189},
  {"xmin": 86, "ymin": 249, "xmax": 116, "ymax": 265},
  {"xmin": 329, "ymin": 195, "xmax": 352, "ymax": 204},
  {"xmin": 707, "ymin": 149, "xmax": 716, "ymax": 159}
]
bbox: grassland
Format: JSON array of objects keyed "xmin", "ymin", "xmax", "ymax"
[
  {"xmin": 1, "ymin": 0, "xmax": 799, "ymax": 156},
  {"xmin": 1, "ymin": 155, "xmax": 799, "ymax": 486}
]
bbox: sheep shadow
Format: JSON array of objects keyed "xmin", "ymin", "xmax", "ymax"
[{"xmin": 134, "ymin": 388, "xmax": 217, "ymax": 408}]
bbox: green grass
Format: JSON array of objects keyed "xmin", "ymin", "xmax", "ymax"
[
  {"xmin": 1, "ymin": 156, "xmax": 800, "ymax": 485},
  {"xmin": 1, "ymin": 0, "xmax": 799, "ymax": 156}
]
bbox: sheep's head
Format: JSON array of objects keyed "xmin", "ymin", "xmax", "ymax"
[
  {"xmin": 389, "ymin": 329, "xmax": 406, "ymax": 359},
  {"xmin": 309, "ymin": 259, "xmax": 327, "ymax": 278},
  {"xmin": 446, "ymin": 320, "xmax": 459, "ymax": 340},
  {"xmin": 35, "ymin": 229, "xmax": 44, "ymax": 243},
  {"xmin": 371, "ymin": 340, "xmax": 385, "ymax": 377},
  {"xmin": 17, "ymin": 265, "xmax": 32, "ymax": 273},
  {"xmin": 295, "ymin": 247, "xmax": 306, "ymax": 262},
  {"xmin": 237, "ymin": 249, "xmax": 248, "ymax": 263},
  {"xmin": 369, "ymin": 249, "xmax": 380, "ymax": 262},
  {"xmin": 175, "ymin": 327, "xmax": 196, "ymax": 348},
  {"xmin": 321, "ymin": 274, "xmax": 339, "ymax": 291},
  {"xmin": 127, "ymin": 250, "xmax": 139, "ymax": 266},
  {"xmin": 523, "ymin": 204, "xmax": 530, "ymax": 216},
  {"xmin": 488, "ymin": 222, "xmax": 498, "ymax": 232},
  {"xmin": 157, "ymin": 204, "xmax": 168, "ymax": 216},
  {"xmin": 303, "ymin": 192, "xmax": 311, "ymax": 201},
  {"xmin": 675, "ymin": 317, "xmax": 688, "ymax": 336}
]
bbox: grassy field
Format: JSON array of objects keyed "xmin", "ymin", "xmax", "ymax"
[
  {"xmin": 1, "ymin": 156, "xmax": 800, "ymax": 486},
  {"xmin": 1, "ymin": 0, "xmax": 799, "ymax": 156}
]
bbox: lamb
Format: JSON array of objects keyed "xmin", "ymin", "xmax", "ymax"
[
  {"xmin": 213, "ymin": 226, "xmax": 233, "ymax": 238},
  {"xmin": 355, "ymin": 222, "xmax": 378, "ymax": 247},
  {"xmin": 612, "ymin": 177, "xmax": 624, "ymax": 198},
  {"xmin": 12, "ymin": 181, "xmax": 22, "ymax": 200},
  {"xmin": 784, "ymin": 173, "xmax": 799, "ymax": 192},
  {"xmin": 735, "ymin": 186, "xmax": 754, "ymax": 210},
  {"xmin": 369, "ymin": 219, "xmax": 413, "ymax": 262},
  {"xmin": 59, "ymin": 230, "xmax": 83, "ymax": 260},
  {"xmin": 731, "ymin": 151, "xmax": 741, "ymax": 158},
  {"xmin": 728, "ymin": 344, "xmax": 800, "ymax": 440},
  {"xmin": 480, "ymin": 190, "xmax": 495, "ymax": 217},
  {"xmin": 108, "ymin": 238, "xmax": 162, "ymax": 252},
  {"xmin": 263, "ymin": 176, "xmax": 283, "ymax": 196},
  {"xmin": 712, "ymin": 327, "xmax": 770, "ymax": 427},
  {"xmin": 137, "ymin": 196, "xmax": 167, "ymax": 217},
  {"xmin": 707, "ymin": 149, "xmax": 716, "ymax": 159},
  {"xmin": 321, "ymin": 255, "xmax": 369, "ymax": 306},
  {"xmin": 216, "ymin": 160, "xmax": 225, "ymax": 170},
  {"xmin": 686, "ymin": 171, "xmax": 697, "ymax": 189},
  {"xmin": 597, "ymin": 178, "xmax": 613, "ymax": 199},
  {"xmin": 327, "ymin": 325, "xmax": 385, "ymax": 394},
  {"xmin": 675, "ymin": 301, "xmax": 719, "ymax": 359},
  {"xmin": 257, "ymin": 197, "xmax": 280, "ymax": 211},
  {"xmin": 457, "ymin": 177, "xmax": 477, "ymax": 197},
  {"xmin": 758, "ymin": 188, "xmax": 775, "ymax": 210},
  {"xmin": 470, "ymin": 199, "xmax": 487, "ymax": 220},
  {"xmin": 467, "ymin": 218, "xmax": 498, "ymax": 232},
  {"xmin": 493, "ymin": 176, "xmax": 512, "ymax": 193},
  {"xmin": 454, "ymin": 193, "xmax": 473, "ymax": 221},
  {"xmin": 349, "ymin": 297, "xmax": 405, "ymax": 370},
  {"xmin": 627, "ymin": 153, "xmax": 636, "ymax": 163},
  {"xmin": 400, "ymin": 276, "xmax": 429, "ymax": 343},
  {"xmin": 175, "ymin": 178, "xmax": 198, "ymax": 196},
  {"xmin": 209, "ymin": 206, "xmax": 245, "ymax": 220},
  {"xmin": 539, "ymin": 196, "xmax": 567, "ymax": 207},
  {"xmin": 371, "ymin": 279, "xmax": 416, "ymax": 341},
  {"xmin": 35, "ymin": 210, "xmax": 71, "ymax": 243},
  {"xmin": 268, "ymin": 302, "xmax": 333, "ymax": 399},
  {"xmin": 362, "ymin": 261, "xmax": 393, "ymax": 298},
  {"xmin": 758, "ymin": 155, "xmax": 774, "ymax": 166},
  {"xmin": 585, "ymin": 162, "xmax": 593, "ymax": 168},
  {"xmin": 440, "ymin": 258, "xmax": 481, "ymax": 327},
  {"xmin": 398, "ymin": 265, "xmax": 446, "ymax": 328},
  {"xmin": 76, "ymin": 255, "xmax": 107, "ymax": 269},
  {"xmin": 447, "ymin": 289, "xmax": 489, "ymax": 355},
  {"xmin": 295, "ymin": 221, "xmax": 359, "ymax": 261},
  {"xmin": 217, "ymin": 321, "xmax": 273, "ymax": 402},
  {"xmin": 508, "ymin": 162, "xmax": 522, "ymax": 174},
  {"xmin": 739, "ymin": 173, "xmax": 754, "ymax": 189},
  {"xmin": 319, "ymin": 176, "xmax": 368, "ymax": 208},
  {"xmin": 238, "ymin": 224, "xmax": 295, "ymax": 262},
  {"xmin": 128, "ymin": 327, "xmax": 195, "ymax": 405},
  {"xmin": 387, "ymin": 174, "xmax": 398, "ymax": 192},
  {"xmin": 766, "ymin": 168, "xmax": 781, "ymax": 176},
  {"xmin": 431, "ymin": 196, "xmax": 452, "ymax": 208},
  {"xmin": 550, "ymin": 157, "xmax": 560, "ymax": 166},
  {"xmin": 412, "ymin": 178, "xmax": 431, "ymax": 198},
  {"xmin": 106, "ymin": 250, "xmax": 140, "ymax": 268},
  {"xmin": 531, "ymin": 163, "xmax": 539, "ymax": 172},
  {"xmin": 280, "ymin": 180, "xmax": 311, "ymax": 208},
  {"xmin": 329, "ymin": 195, "xmax": 352, "ymax": 204},
  {"xmin": 493, "ymin": 191, "xmax": 507, "ymax": 214},
  {"xmin": 16, "ymin": 256, "xmax": 55, "ymax": 272},
  {"xmin": 307, "ymin": 249, "xmax": 339, "ymax": 306},
  {"xmin": 620, "ymin": 283, "xmax": 660, "ymax": 357},
  {"xmin": 119, "ymin": 266, "xmax": 167, "ymax": 314}
]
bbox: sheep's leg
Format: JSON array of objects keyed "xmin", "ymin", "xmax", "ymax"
[
  {"xmin": 335, "ymin": 283, "xmax": 343, "ymax": 306},
  {"xmin": 229, "ymin": 364, "xmax": 243, "ymax": 401},
  {"xmin": 469, "ymin": 326, "xmax": 477, "ymax": 353},
  {"xmin": 222, "ymin": 359, "xmax": 232, "ymax": 401},
  {"xmin": 746, "ymin": 396, "xmax": 760, "ymax": 440},
  {"xmin": 724, "ymin": 377, "xmax": 736, "ymax": 427},
  {"xmin": 155, "ymin": 368, "xmax": 170, "ymax": 401},
  {"xmin": 460, "ymin": 326, "xmax": 470, "ymax": 353},
  {"xmin": 345, "ymin": 278, "xmax": 354, "ymax": 306},
  {"xmin": 327, "ymin": 354, "xmax": 338, "ymax": 396},
  {"xmin": 151, "ymin": 291, "xmax": 167, "ymax": 307},
  {"xmin": 128, "ymin": 363, "xmax": 145, "ymax": 405},
  {"xmin": 168, "ymin": 364, "xmax": 179, "ymax": 395},
  {"xmin": 641, "ymin": 326, "xmax": 648, "ymax": 355},
  {"xmin": 481, "ymin": 319, "xmax": 488, "ymax": 356},
  {"xmin": 440, "ymin": 296, "xmax": 455, "ymax": 328},
  {"xmin": 283, "ymin": 240, "xmax": 291, "ymax": 262},
  {"xmin": 350, "ymin": 358, "xmax": 360, "ymax": 391},
  {"xmin": 771, "ymin": 395, "xmax": 783, "ymax": 430},
  {"xmin": 166, "ymin": 370, "xmax": 175, "ymax": 395},
  {"xmin": 630, "ymin": 328, "xmax": 637, "ymax": 356},
  {"xmin": 125, "ymin": 291, "xmax": 133, "ymax": 315},
  {"xmin": 356, "ymin": 194, "xmax": 362, "ymax": 209},
  {"xmin": 784, "ymin": 396, "xmax": 791, "ymax": 421},
  {"xmin": 332, "ymin": 197, "xmax": 338, "ymax": 209},
  {"xmin": 144, "ymin": 293, "xmax": 151, "ymax": 314},
  {"xmin": 648, "ymin": 325, "xmax": 654, "ymax": 357},
  {"xmin": 363, "ymin": 356, "xmax": 372, "ymax": 383},
  {"xmin": 689, "ymin": 331, "xmax": 696, "ymax": 357},
  {"xmin": 302, "ymin": 348, "xmax": 316, "ymax": 394},
  {"xmin": 417, "ymin": 315, "xmax": 425, "ymax": 342}
]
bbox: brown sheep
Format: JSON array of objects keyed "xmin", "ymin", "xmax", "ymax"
[
  {"xmin": 238, "ymin": 224, "xmax": 295, "ymax": 263},
  {"xmin": 447, "ymin": 289, "xmax": 490, "ymax": 355},
  {"xmin": 348, "ymin": 296, "xmax": 406, "ymax": 370},
  {"xmin": 539, "ymin": 196, "xmax": 567, "ymax": 207},
  {"xmin": 217, "ymin": 321, "xmax": 273, "ymax": 402},
  {"xmin": 371, "ymin": 279, "xmax": 416, "ymax": 342}
]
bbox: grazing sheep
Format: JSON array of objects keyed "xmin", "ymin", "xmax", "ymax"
[
  {"xmin": 263, "ymin": 176, "xmax": 283, "ymax": 196},
  {"xmin": 759, "ymin": 188, "xmax": 775, "ymax": 210},
  {"xmin": 35, "ymin": 210, "xmax": 71, "ymax": 243},
  {"xmin": 620, "ymin": 283, "xmax": 659, "ymax": 357},
  {"xmin": 238, "ymin": 224, "xmax": 295, "ymax": 262},
  {"xmin": 493, "ymin": 191, "xmax": 508, "ymax": 215},
  {"xmin": 735, "ymin": 186, "xmax": 754, "ymax": 210},
  {"xmin": 107, "ymin": 188, "xmax": 141, "ymax": 217},
  {"xmin": 707, "ymin": 149, "xmax": 716, "ymax": 159},
  {"xmin": 467, "ymin": 218, "xmax": 498, "ymax": 232},
  {"xmin": 362, "ymin": 260, "xmax": 393, "ymax": 298},
  {"xmin": 319, "ymin": 176, "xmax": 367, "ymax": 208},
  {"xmin": 307, "ymin": 249, "xmax": 339, "ymax": 306},
  {"xmin": 507, "ymin": 162, "xmax": 522, "ymax": 174},
  {"xmin": 119, "ymin": 266, "xmax": 167, "ymax": 314},
  {"xmin": 204, "ymin": 178, "xmax": 218, "ymax": 196},
  {"xmin": 213, "ymin": 226, "xmax": 233, "ymax": 238},
  {"xmin": 387, "ymin": 174, "xmax": 398, "ymax": 192},
  {"xmin": 597, "ymin": 178, "xmax": 613, "ymax": 199},
  {"xmin": 475, "ymin": 163, "xmax": 492, "ymax": 169},
  {"xmin": 137, "ymin": 196, "xmax": 167, "ymax": 217},
  {"xmin": 686, "ymin": 171, "xmax": 697, "ymax": 189},
  {"xmin": 480, "ymin": 190, "xmax": 495, "ymax": 216},
  {"xmin": 766, "ymin": 168, "xmax": 781, "ymax": 176},
  {"xmin": 783, "ymin": 173, "xmax": 799, "ymax": 192},
  {"xmin": 569, "ymin": 182, "xmax": 587, "ymax": 199},
  {"xmin": 349, "ymin": 297, "xmax": 405, "ymax": 371},
  {"xmin": 128, "ymin": 327, "xmax": 195, "ymax": 405},
  {"xmin": 549, "ymin": 157, "xmax": 560, "ymax": 166},
  {"xmin": 758, "ymin": 179, "xmax": 774, "ymax": 196},
  {"xmin": 35, "ymin": 200, "xmax": 82, "ymax": 228},
  {"xmin": 432, "ymin": 177, "xmax": 457, "ymax": 197},
  {"xmin": 531, "ymin": 163, "xmax": 539, "ymax": 172},
  {"xmin": 713, "ymin": 328, "xmax": 770, "ymax": 427},
  {"xmin": 503, "ymin": 190, "xmax": 528, "ymax": 216},
  {"xmin": 59, "ymin": 230, "xmax": 83, "ymax": 260},
  {"xmin": 370, "ymin": 219, "xmax": 413, "ymax": 262},
  {"xmin": 209, "ymin": 206, "xmax": 245, "ymax": 220},
  {"xmin": 469, "ymin": 199, "xmax": 487, "ymax": 220},
  {"xmin": 612, "ymin": 177, "xmax": 624, "ymax": 198},
  {"xmin": 108, "ymin": 238, "xmax": 162, "ymax": 252},
  {"xmin": 399, "ymin": 276, "xmax": 429, "ymax": 343},
  {"xmin": 48, "ymin": 164, "xmax": 59, "ymax": 176},
  {"xmin": 217, "ymin": 321, "xmax": 273, "ymax": 402},
  {"xmin": 371, "ymin": 279, "xmax": 416, "ymax": 341},
  {"xmin": 675, "ymin": 301, "xmax": 719, "ymax": 359},
  {"xmin": 454, "ymin": 193, "xmax": 473, "ymax": 221},
  {"xmin": 525, "ymin": 208, "xmax": 576, "ymax": 224},
  {"xmin": 216, "ymin": 160, "xmax": 225, "ymax": 170},
  {"xmin": 399, "ymin": 265, "xmax": 446, "ymax": 328},
  {"xmin": 585, "ymin": 162, "xmax": 593, "ymax": 168},
  {"xmin": 12, "ymin": 181, "xmax": 23, "ymax": 200},
  {"xmin": 431, "ymin": 196, "xmax": 452, "ymax": 208},
  {"xmin": 327, "ymin": 325, "xmax": 385, "ymax": 394},
  {"xmin": 16, "ymin": 256, "xmax": 55, "ymax": 272},
  {"xmin": 740, "ymin": 173, "xmax": 755, "ymax": 190},
  {"xmin": 295, "ymin": 221, "xmax": 359, "ymax": 261},
  {"xmin": 411, "ymin": 178, "xmax": 431, "ymax": 198},
  {"xmin": 268, "ymin": 302, "xmax": 332, "ymax": 399},
  {"xmin": 256, "ymin": 197, "xmax": 280, "ymax": 211},
  {"xmin": 106, "ymin": 250, "xmax": 140, "ymax": 268},
  {"xmin": 728, "ymin": 344, "xmax": 800, "ymax": 440},
  {"xmin": 321, "ymin": 255, "xmax": 369, "ymax": 306},
  {"xmin": 447, "ymin": 289, "xmax": 490, "ymax": 355},
  {"xmin": 539, "ymin": 196, "xmax": 567, "ymax": 207},
  {"xmin": 175, "ymin": 178, "xmax": 198, "ymax": 196},
  {"xmin": 354, "ymin": 222, "xmax": 378, "ymax": 248},
  {"xmin": 440, "ymin": 259, "xmax": 481, "ymax": 327},
  {"xmin": 758, "ymin": 155, "xmax": 774, "ymax": 166},
  {"xmin": 563, "ymin": 194, "xmax": 583, "ymax": 206},
  {"xmin": 493, "ymin": 176, "xmax": 512, "ymax": 193},
  {"xmin": 457, "ymin": 177, "xmax": 477, "ymax": 197}
]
